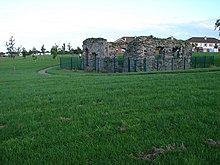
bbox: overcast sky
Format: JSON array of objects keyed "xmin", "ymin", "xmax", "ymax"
[{"xmin": 0, "ymin": 0, "xmax": 219, "ymax": 52}]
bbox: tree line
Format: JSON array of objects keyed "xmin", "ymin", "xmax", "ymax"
[{"xmin": 4, "ymin": 36, "xmax": 83, "ymax": 59}]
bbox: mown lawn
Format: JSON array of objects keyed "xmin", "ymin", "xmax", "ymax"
[{"xmin": 0, "ymin": 56, "xmax": 220, "ymax": 164}]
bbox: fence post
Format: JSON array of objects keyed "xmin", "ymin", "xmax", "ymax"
[
  {"xmin": 194, "ymin": 56, "xmax": 197, "ymax": 69},
  {"xmin": 113, "ymin": 55, "xmax": 116, "ymax": 73},
  {"xmin": 80, "ymin": 56, "xmax": 83, "ymax": 70},
  {"xmin": 97, "ymin": 57, "xmax": 99, "ymax": 73},
  {"xmin": 171, "ymin": 58, "xmax": 174, "ymax": 70},
  {"xmin": 60, "ymin": 57, "xmax": 62, "ymax": 69},
  {"xmin": 74, "ymin": 57, "xmax": 76, "ymax": 70},
  {"xmin": 77, "ymin": 56, "xmax": 79, "ymax": 70},
  {"xmin": 79, "ymin": 56, "xmax": 81, "ymax": 70},
  {"xmin": 82, "ymin": 57, "xmax": 85, "ymax": 70},
  {"xmin": 134, "ymin": 59, "xmax": 137, "ymax": 72},
  {"xmin": 98, "ymin": 57, "xmax": 100, "ymax": 73},
  {"xmin": 184, "ymin": 57, "xmax": 186, "ymax": 70},
  {"xmin": 212, "ymin": 56, "xmax": 215, "ymax": 66},
  {"xmin": 157, "ymin": 59, "xmax": 159, "ymax": 71},
  {"xmin": 144, "ymin": 58, "xmax": 147, "ymax": 72},
  {"xmin": 128, "ymin": 57, "xmax": 130, "ymax": 72},
  {"xmin": 74, "ymin": 57, "xmax": 77, "ymax": 70},
  {"xmin": 94, "ymin": 55, "xmax": 97, "ymax": 71},
  {"xmin": 70, "ymin": 57, "xmax": 73, "ymax": 70}
]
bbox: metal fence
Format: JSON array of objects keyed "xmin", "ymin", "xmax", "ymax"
[
  {"xmin": 191, "ymin": 56, "xmax": 214, "ymax": 68},
  {"xmin": 60, "ymin": 55, "xmax": 220, "ymax": 72},
  {"xmin": 60, "ymin": 56, "xmax": 83, "ymax": 70}
]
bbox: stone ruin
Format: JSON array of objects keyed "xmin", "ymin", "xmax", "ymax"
[
  {"xmin": 82, "ymin": 38, "xmax": 118, "ymax": 72},
  {"xmin": 123, "ymin": 36, "xmax": 192, "ymax": 72},
  {"xmin": 82, "ymin": 36, "xmax": 192, "ymax": 72}
]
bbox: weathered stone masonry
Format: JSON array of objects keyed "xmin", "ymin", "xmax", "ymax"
[
  {"xmin": 123, "ymin": 36, "xmax": 192, "ymax": 72},
  {"xmin": 82, "ymin": 38, "xmax": 118, "ymax": 72},
  {"xmin": 82, "ymin": 36, "xmax": 192, "ymax": 72}
]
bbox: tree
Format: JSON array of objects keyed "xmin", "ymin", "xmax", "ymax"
[
  {"xmin": 32, "ymin": 47, "xmax": 37, "ymax": 55},
  {"xmin": 59, "ymin": 43, "xmax": 66, "ymax": 55},
  {"xmin": 62, "ymin": 43, "xmax": 66, "ymax": 52},
  {"xmin": 21, "ymin": 47, "xmax": 28, "ymax": 58},
  {"xmin": 215, "ymin": 19, "xmax": 220, "ymax": 31},
  {"xmin": 32, "ymin": 47, "xmax": 38, "ymax": 60},
  {"xmin": 28, "ymin": 49, "xmax": 32, "ymax": 55},
  {"xmin": 67, "ymin": 43, "xmax": 72, "ymax": 52},
  {"xmin": 6, "ymin": 36, "xmax": 16, "ymax": 58},
  {"xmin": 51, "ymin": 44, "xmax": 58, "ymax": 59},
  {"xmin": 16, "ymin": 46, "xmax": 22, "ymax": 56},
  {"xmin": 41, "ymin": 44, "xmax": 46, "ymax": 55},
  {"xmin": 5, "ymin": 36, "xmax": 20, "ymax": 70},
  {"xmin": 215, "ymin": 19, "xmax": 220, "ymax": 37},
  {"xmin": 76, "ymin": 46, "xmax": 83, "ymax": 54},
  {"xmin": 69, "ymin": 48, "xmax": 74, "ymax": 54}
]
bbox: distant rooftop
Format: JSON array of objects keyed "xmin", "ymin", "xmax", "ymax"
[{"xmin": 188, "ymin": 37, "xmax": 220, "ymax": 43}]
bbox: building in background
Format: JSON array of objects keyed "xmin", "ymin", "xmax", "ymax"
[{"xmin": 188, "ymin": 37, "xmax": 220, "ymax": 52}]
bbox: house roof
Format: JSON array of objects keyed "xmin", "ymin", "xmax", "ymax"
[{"xmin": 188, "ymin": 37, "xmax": 220, "ymax": 43}]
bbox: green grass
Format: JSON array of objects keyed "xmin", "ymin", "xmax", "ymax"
[{"xmin": 0, "ymin": 56, "xmax": 220, "ymax": 164}]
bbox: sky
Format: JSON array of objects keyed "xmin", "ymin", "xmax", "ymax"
[{"xmin": 0, "ymin": 0, "xmax": 219, "ymax": 52}]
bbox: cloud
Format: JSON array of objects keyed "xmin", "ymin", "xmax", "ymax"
[
  {"xmin": 0, "ymin": 2, "xmax": 218, "ymax": 52},
  {"xmin": 192, "ymin": 19, "xmax": 217, "ymax": 30}
]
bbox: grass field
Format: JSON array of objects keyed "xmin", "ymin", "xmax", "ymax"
[{"xmin": 0, "ymin": 56, "xmax": 220, "ymax": 164}]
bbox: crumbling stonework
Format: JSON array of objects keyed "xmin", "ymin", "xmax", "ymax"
[
  {"xmin": 123, "ymin": 36, "xmax": 192, "ymax": 72},
  {"xmin": 82, "ymin": 36, "xmax": 192, "ymax": 73},
  {"xmin": 82, "ymin": 38, "xmax": 118, "ymax": 72}
]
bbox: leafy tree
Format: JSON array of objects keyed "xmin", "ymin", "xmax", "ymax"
[
  {"xmin": 41, "ymin": 44, "xmax": 46, "ymax": 55},
  {"xmin": 32, "ymin": 47, "xmax": 38, "ymax": 60},
  {"xmin": 69, "ymin": 48, "xmax": 74, "ymax": 54},
  {"xmin": 5, "ymin": 36, "xmax": 21, "ymax": 70},
  {"xmin": 16, "ymin": 46, "xmax": 22, "ymax": 56},
  {"xmin": 51, "ymin": 44, "xmax": 58, "ymax": 59},
  {"xmin": 215, "ymin": 19, "xmax": 220, "ymax": 38},
  {"xmin": 215, "ymin": 19, "xmax": 220, "ymax": 31},
  {"xmin": 56, "ymin": 43, "xmax": 62, "ymax": 54},
  {"xmin": 21, "ymin": 47, "xmax": 28, "ymax": 58},
  {"xmin": 67, "ymin": 43, "xmax": 72, "ymax": 52},
  {"xmin": 68, "ymin": 47, "xmax": 83, "ymax": 55},
  {"xmin": 32, "ymin": 47, "xmax": 37, "ymax": 55},
  {"xmin": 62, "ymin": 43, "xmax": 66, "ymax": 52},
  {"xmin": 58, "ymin": 43, "xmax": 66, "ymax": 55},
  {"xmin": 71, "ymin": 47, "xmax": 83, "ymax": 55},
  {"xmin": 76, "ymin": 47, "xmax": 83, "ymax": 54},
  {"xmin": 28, "ymin": 49, "xmax": 32, "ymax": 55},
  {"xmin": 6, "ymin": 36, "xmax": 16, "ymax": 58}
]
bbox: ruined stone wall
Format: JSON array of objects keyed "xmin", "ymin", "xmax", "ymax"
[
  {"xmin": 82, "ymin": 36, "xmax": 192, "ymax": 73},
  {"xmin": 123, "ymin": 36, "xmax": 192, "ymax": 72},
  {"xmin": 82, "ymin": 38, "xmax": 107, "ymax": 71},
  {"xmin": 82, "ymin": 38, "xmax": 118, "ymax": 72}
]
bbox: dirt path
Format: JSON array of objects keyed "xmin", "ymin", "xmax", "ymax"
[{"xmin": 37, "ymin": 65, "xmax": 58, "ymax": 75}]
